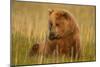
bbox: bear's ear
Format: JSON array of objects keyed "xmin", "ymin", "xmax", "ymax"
[
  {"xmin": 48, "ymin": 9, "xmax": 54, "ymax": 15},
  {"xmin": 62, "ymin": 11, "xmax": 71, "ymax": 20}
]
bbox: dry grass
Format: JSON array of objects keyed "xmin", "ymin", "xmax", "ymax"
[{"xmin": 11, "ymin": 1, "xmax": 96, "ymax": 66}]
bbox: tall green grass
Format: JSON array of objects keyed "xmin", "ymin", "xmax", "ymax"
[{"xmin": 11, "ymin": 1, "xmax": 96, "ymax": 65}]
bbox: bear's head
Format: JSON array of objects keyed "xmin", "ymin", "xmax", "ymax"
[{"xmin": 48, "ymin": 9, "xmax": 79, "ymax": 40}]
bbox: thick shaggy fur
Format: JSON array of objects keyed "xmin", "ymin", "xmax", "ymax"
[{"xmin": 29, "ymin": 9, "xmax": 81, "ymax": 59}]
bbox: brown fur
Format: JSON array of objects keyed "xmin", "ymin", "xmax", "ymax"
[{"xmin": 30, "ymin": 9, "xmax": 81, "ymax": 59}]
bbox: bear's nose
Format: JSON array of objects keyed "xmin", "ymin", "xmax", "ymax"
[
  {"xmin": 50, "ymin": 33, "xmax": 55, "ymax": 37},
  {"xmin": 49, "ymin": 33, "xmax": 55, "ymax": 40}
]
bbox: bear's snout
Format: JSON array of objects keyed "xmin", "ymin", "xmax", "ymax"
[
  {"xmin": 49, "ymin": 32, "xmax": 61, "ymax": 40},
  {"xmin": 49, "ymin": 32, "xmax": 56, "ymax": 40}
]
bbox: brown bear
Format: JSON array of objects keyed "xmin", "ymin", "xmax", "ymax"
[{"xmin": 29, "ymin": 9, "xmax": 81, "ymax": 59}]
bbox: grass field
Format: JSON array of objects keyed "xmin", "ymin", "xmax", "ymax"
[{"xmin": 11, "ymin": 1, "xmax": 96, "ymax": 66}]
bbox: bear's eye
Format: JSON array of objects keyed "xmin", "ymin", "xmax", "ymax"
[
  {"xmin": 49, "ymin": 20, "xmax": 52, "ymax": 26},
  {"xmin": 50, "ymin": 23, "xmax": 52, "ymax": 26},
  {"xmin": 49, "ymin": 21, "xmax": 52, "ymax": 30},
  {"xmin": 56, "ymin": 23, "xmax": 60, "ymax": 27}
]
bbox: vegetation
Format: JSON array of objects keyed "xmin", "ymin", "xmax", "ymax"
[{"xmin": 11, "ymin": 1, "xmax": 96, "ymax": 66}]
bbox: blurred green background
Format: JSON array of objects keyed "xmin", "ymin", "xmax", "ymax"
[{"xmin": 11, "ymin": 1, "xmax": 96, "ymax": 65}]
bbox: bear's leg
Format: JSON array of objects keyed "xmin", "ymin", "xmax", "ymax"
[{"xmin": 73, "ymin": 39, "xmax": 81, "ymax": 60}]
